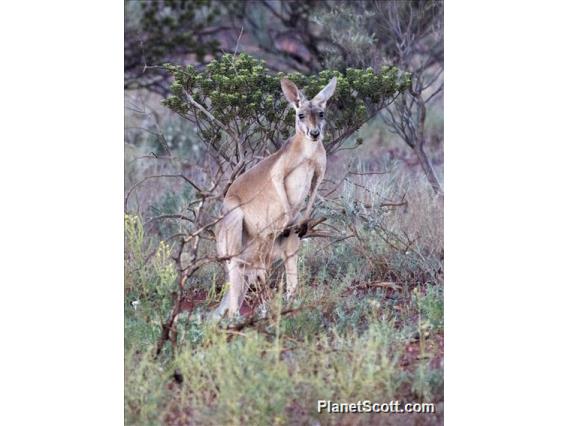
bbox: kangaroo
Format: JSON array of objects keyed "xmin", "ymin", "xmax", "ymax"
[{"xmin": 212, "ymin": 77, "xmax": 337, "ymax": 319}]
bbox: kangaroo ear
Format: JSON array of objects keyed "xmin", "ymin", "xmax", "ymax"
[
  {"xmin": 281, "ymin": 79, "xmax": 305, "ymax": 108},
  {"xmin": 312, "ymin": 77, "xmax": 337, "ymax": 108}
]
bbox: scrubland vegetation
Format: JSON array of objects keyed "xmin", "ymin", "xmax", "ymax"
[
  {"xmin": 124, "ymin": 116, "xmax": 443, "ymax": 424},
  {"xmin": 125, "ymin": 1, "xmax": 443, "ymax": 424}
]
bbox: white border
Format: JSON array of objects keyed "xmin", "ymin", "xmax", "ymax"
[
  {"xmin": 0, "ymin": 1, "xmax": 123, "ymax": 424},
  {"xmin": 2, "ymin": 1, "xmax": 568, "ymax": 424},
  {"xmin": 446, "ymin": 1, "xmax": 568, "ymax": 424}
]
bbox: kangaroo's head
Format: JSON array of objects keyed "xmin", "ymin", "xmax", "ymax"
[{"xmin": 281, "ymin": 77, "xmax": 337, "ymax": 143}]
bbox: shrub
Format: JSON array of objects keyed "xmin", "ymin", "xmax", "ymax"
[{"xmin": 161, "ymin": 53, "xmax": 410, "ymax": 156}]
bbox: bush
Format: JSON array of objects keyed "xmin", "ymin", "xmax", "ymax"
[{"xmin": 161, "ymin": 53, "xmax": 410, "ymax": 156}]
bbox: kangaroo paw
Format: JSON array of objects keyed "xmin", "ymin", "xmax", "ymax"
[{"xmin": 297, "ymin": 221, "xmax": 309, "ymax": 238}]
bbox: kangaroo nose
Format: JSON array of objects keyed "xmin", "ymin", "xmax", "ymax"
[{"xmin": 310, "ymin": 129, "xmax": 320, "ymax": 138}]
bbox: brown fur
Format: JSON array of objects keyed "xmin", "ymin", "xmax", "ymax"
[{"xmin": 212, "ymin": 77, "xmax": 336, "ymax": 319}]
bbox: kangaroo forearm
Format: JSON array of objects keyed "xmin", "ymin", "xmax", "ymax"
[
  {"xmin": 272, "ymin": 176, "xmax": 292, "ymax": 218},
  {"xmin": 304, "ymin": 192, "xmax": 318, "ymax": 219}
]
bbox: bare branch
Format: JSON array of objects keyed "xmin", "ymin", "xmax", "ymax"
[{"xmin": 183, "ymin": 89, "xmax": 237, "ymax": 141}]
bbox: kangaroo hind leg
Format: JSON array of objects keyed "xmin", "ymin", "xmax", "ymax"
[
  {"xmin": 213, "ymin": 198, "xmax": 246, "ymax": 319},
  {"xmin": 281, "ymin": 233, "xmax": 300, "ymax": 301}
]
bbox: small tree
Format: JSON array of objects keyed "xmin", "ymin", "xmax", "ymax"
[
  {"xmin": 162, "ymin": 53, "xmax": 410, "ymax": 166},
  {"xmin": 378, "ymin": 0, "xmax": 444, "ymax": 196},
  {"xmin": 131, "ymin": 53, "xmax": 410, "ymax": 354},
  {"xmin": 314, "ymin": 0, "xmax": 444, "ymax": 196}
]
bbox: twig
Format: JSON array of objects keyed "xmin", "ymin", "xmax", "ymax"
[
  {"xmin": 144, "ymin": 214, "xmax": 194, "ymax": 226},
  {"xmin": 183, "ymin": 89, "xmax": 236, "ymax": 140},
  {"xmin": 125, "ymin": 174, "xmax": 208, "ymax": 210}
]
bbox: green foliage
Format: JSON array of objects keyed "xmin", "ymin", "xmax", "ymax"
[
  {"xmin": 414, "ymin": 284, "xmax": 444, "ymax": 332},
  {"xmin": 175, "ymin": 330, "xmax": 294, "ymax": 425},
  {"xmin": 412, "ymin": 363, "xmax": 443, "ymax": 403},
  {"xmin": 125, "ymin": 347, "xmax": 167, "ymax": 425},
  {"xmin": 125, "ymin": 214, "xmax": 177, "ymax": 297},
  {"xmin": 124, "ymin": 214, "xmax": 147, "ymax": 292},
  {"xmin": 161, "ymin": 53, "xmax": 410, "ymax": 154},
  {"xmin": 124, "ymin": 278, "xmax": 443, "ymax": 425},
  {"xmin": 125, "ymin": 214, "xmax": 177, "ymax": 334}
]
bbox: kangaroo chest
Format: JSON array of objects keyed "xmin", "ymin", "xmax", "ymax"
[{"xmin": 284, "ymin": 157, "xmax": 317, "ymax": 210}]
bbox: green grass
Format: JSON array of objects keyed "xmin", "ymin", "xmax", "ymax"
[{"xmin": 124, "ymin": 228, "xmax": 444, "ymax": 424}]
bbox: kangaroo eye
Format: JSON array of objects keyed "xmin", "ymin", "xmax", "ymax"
[
  {"xmin": 298, "ymin": 113, "xmax": 305, "ymax": 120},
  {"xmin": 319, "ymin": 112, "xmax": 324, "ymax": 118}
]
